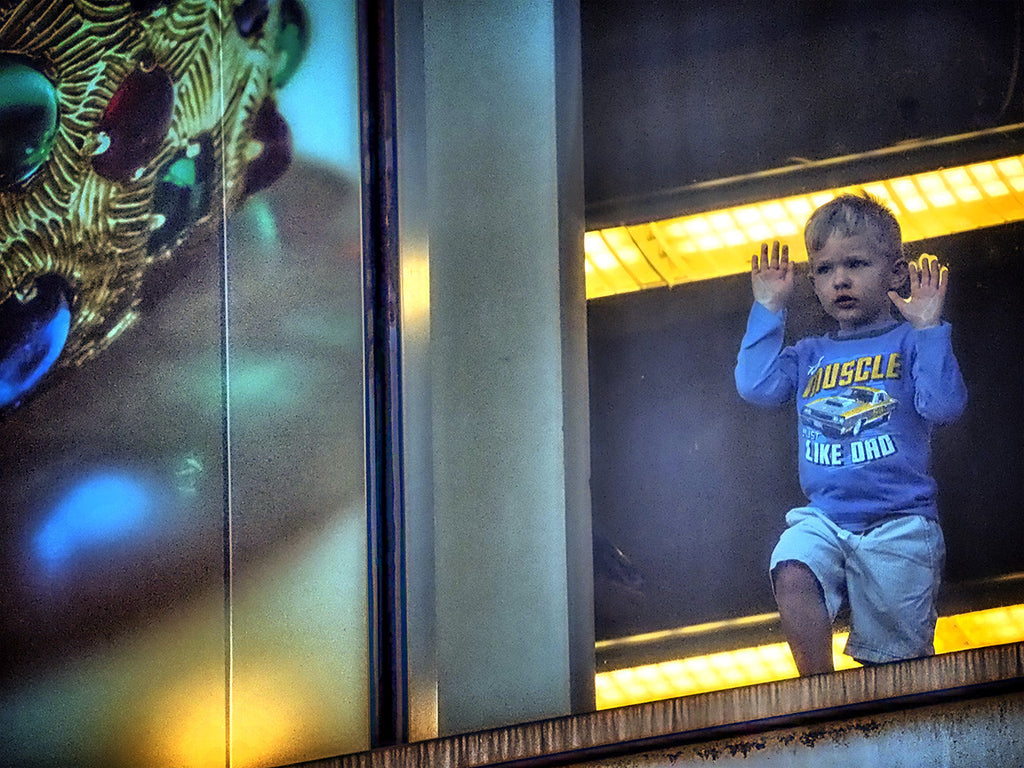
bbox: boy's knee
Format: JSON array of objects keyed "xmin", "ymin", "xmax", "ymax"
[{"xmin": 772, "ymin": 559, "xmax": 823, "ymax": 600}]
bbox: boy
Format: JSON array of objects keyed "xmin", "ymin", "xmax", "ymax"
[{"xmin": 734, "ymin": 192, "xmax": 967, "ymax": 675}]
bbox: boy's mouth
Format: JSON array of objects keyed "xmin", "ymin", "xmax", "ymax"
[{"xmin": 833, "ymin": 295, "xmax": 857, "ymax": 309}]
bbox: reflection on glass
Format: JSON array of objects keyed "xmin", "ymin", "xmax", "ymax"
[
  {"xmin": 0, "ymin": 1, "xmax": 366, "ymax": 766},
  {"xmin": 34, "ymin": 471, "xmax": 158, "ymax": 574}
]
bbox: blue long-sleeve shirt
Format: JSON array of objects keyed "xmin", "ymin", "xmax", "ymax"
[{"xmin": 735, "ymin": 302, "xmax": 967, "ymax": 531}]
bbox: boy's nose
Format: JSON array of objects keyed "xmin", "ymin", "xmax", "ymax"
[{"xmin": 832, "ymin": 269, "xmax": 851, "ymax": 288}]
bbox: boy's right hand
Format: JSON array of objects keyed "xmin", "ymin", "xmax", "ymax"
[{"xmin": 751, "ymin": 240, "xmax": 794, "ymax": 313}]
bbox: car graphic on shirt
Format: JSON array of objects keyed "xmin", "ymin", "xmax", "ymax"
[{"xmin": 800, "ymin": 385, "xmax": 897, "ymax": 437}]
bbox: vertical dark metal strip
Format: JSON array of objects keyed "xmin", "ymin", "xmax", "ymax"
[{"xmin": 358, "ymin": 0, "xmax": 409, "ymax": 747}]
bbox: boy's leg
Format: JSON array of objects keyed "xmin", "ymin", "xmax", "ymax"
[
  {"xmin": 770, "ymin": 507, "xmax": 848, "ymax": 676},
  {"xmin": 844, "ymin": 515, "xmax": 944, "ymax": 664},
  {"xmin": 772, "ymin": 560, "xmax": 834, "ymax": 675}
]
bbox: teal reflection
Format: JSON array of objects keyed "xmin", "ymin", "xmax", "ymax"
[
  {"xmin": 276, "ymin": 0, "xmax": 358, "ymax": 175},
  {"xmin": 186, "ymin": 354, "xmax": 310, "ymax": 413},
  {"xmin": 34, "ymin": 472, "xmax": 156, "ymax": 573},
  {"xmin": 173, "ymin": 453, "xmax": 205, "ymax": 496},
  {"xmin": 230, "ymin": 358, "xmax": 294, "ymax": 405}
]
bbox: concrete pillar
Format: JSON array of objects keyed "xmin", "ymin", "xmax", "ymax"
[{"xmin": 395, "ymin": 0, "xmax": 593, "ymax": 739}]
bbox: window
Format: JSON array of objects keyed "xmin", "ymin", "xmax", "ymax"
[{"xmin": 0, "ymin": 2, "xmax": 369, "ymax": 766}]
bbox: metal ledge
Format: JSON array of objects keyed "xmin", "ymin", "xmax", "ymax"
[
  {"xmin": 294, "ymin": 643, "xmax": 1024, "ymax": 768},
  {"xmin": 584, "ymin": 123, "xmax": 1024, "ymax": 231}
]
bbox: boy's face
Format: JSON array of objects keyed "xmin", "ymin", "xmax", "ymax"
[{"xmin": 808, "ymin": 233, "xmax": 906, "ymax": 332}]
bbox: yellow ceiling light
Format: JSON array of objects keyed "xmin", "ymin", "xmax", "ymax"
[
  {"xmin": 585, "ymin": 139, "xmax": 1024, "ymax": 300},
  {"xmin": 595, "ymin": 603, "xmax": 1024, "ymax": 710}
]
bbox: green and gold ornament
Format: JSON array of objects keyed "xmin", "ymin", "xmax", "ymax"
[{"xmin": 0, "ymin": 0, "xmax": 308, "ymax": 409}]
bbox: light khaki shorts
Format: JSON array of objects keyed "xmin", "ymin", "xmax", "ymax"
[{"xmin": 770, "ymin": 506, "xmax": 945, "ymax": 665}]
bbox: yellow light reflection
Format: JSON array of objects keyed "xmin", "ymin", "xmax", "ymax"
[
  {"xmin": 595, "ymin": 603, "xmax": 1024, "ymax": 710},
  {"xmin": 585, "ymin": 153, "xmax": 1024, "ymax": 299},
  {"xmin": 142, "ymin": 668, "xmax": 305, "ymax": 768}
]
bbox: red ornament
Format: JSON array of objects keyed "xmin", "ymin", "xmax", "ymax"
[
  {"xmin": 92, "ymin": 66, "xmax": 174, "ymax": 183},
  {"xmin": 244, "ymin": 99, "xmax": 292, "ymax": 195}
]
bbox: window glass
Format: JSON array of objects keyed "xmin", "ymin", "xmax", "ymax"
[
  {"xmin": 0, "ymin": 2, "xmax": 367, "ymax": 766},
  {"xmin": 584, "ymin": 1, "xmax": 1024, "ymax": 708}
]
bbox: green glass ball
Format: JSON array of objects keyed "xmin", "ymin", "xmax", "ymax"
[
  {"xmin": 273, "ymin": 0, "xmax": 310, "ymax": 88},
  {"xmin": 0, "ymin": 57, "xmax": 59, "ymax": 186}
]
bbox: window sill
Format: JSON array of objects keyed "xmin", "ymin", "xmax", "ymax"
[{"xmin": 299, "ymin": 643, "xmax": 1024, "ymax": 768}]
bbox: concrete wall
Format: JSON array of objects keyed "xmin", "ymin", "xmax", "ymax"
[{"xmin": 575, "ymin": 692, "xmax": 1024, "ymax": 767}]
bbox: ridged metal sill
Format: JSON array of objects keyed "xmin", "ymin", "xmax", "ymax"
[{"xmin": 296, "ymin": 643, "xmax": 1024, "ymax": 768}]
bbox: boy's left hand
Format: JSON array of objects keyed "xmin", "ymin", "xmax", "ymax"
[{"xmin": 888, "ymin": 254, "xmax": 948, "ymax": 329}]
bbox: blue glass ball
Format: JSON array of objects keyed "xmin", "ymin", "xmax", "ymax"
[
  {"xmin": 234, "ymin": 0, "xmax": 270, "ymax": 38},
  {"xmin": 0, "ymin": 277, "xmax": 72, "ymax": 409}
]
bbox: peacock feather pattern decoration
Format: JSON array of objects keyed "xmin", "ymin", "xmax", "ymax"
[{"xmin": 0, "ymin": 0, "xmax": 306, "ymax": 410}]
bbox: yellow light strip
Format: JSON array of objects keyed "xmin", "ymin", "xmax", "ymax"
[
  {"xmin": 595, "ymin": 603, "xmax": 1024, "ymax": 710},
  {"xmin": 595, "ymin": 612, "xmax": 780, "ymax": 652},
  {"xmin": 585, "ymin": 154, "xmax": 1024, "ymax": 299}
]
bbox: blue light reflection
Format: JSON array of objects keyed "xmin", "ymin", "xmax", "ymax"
[{"xmin": 34, "ymin": 472, "xmax": 156, "ymax": 573}]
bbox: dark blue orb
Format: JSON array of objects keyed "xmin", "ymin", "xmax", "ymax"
[
  {"xmin": 0, "ymin": 276, "xmax": 72, "ymax": 409},
  {"xmin": 234, "ymin": 0, "xmax": 270, "ymax": 38}
]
